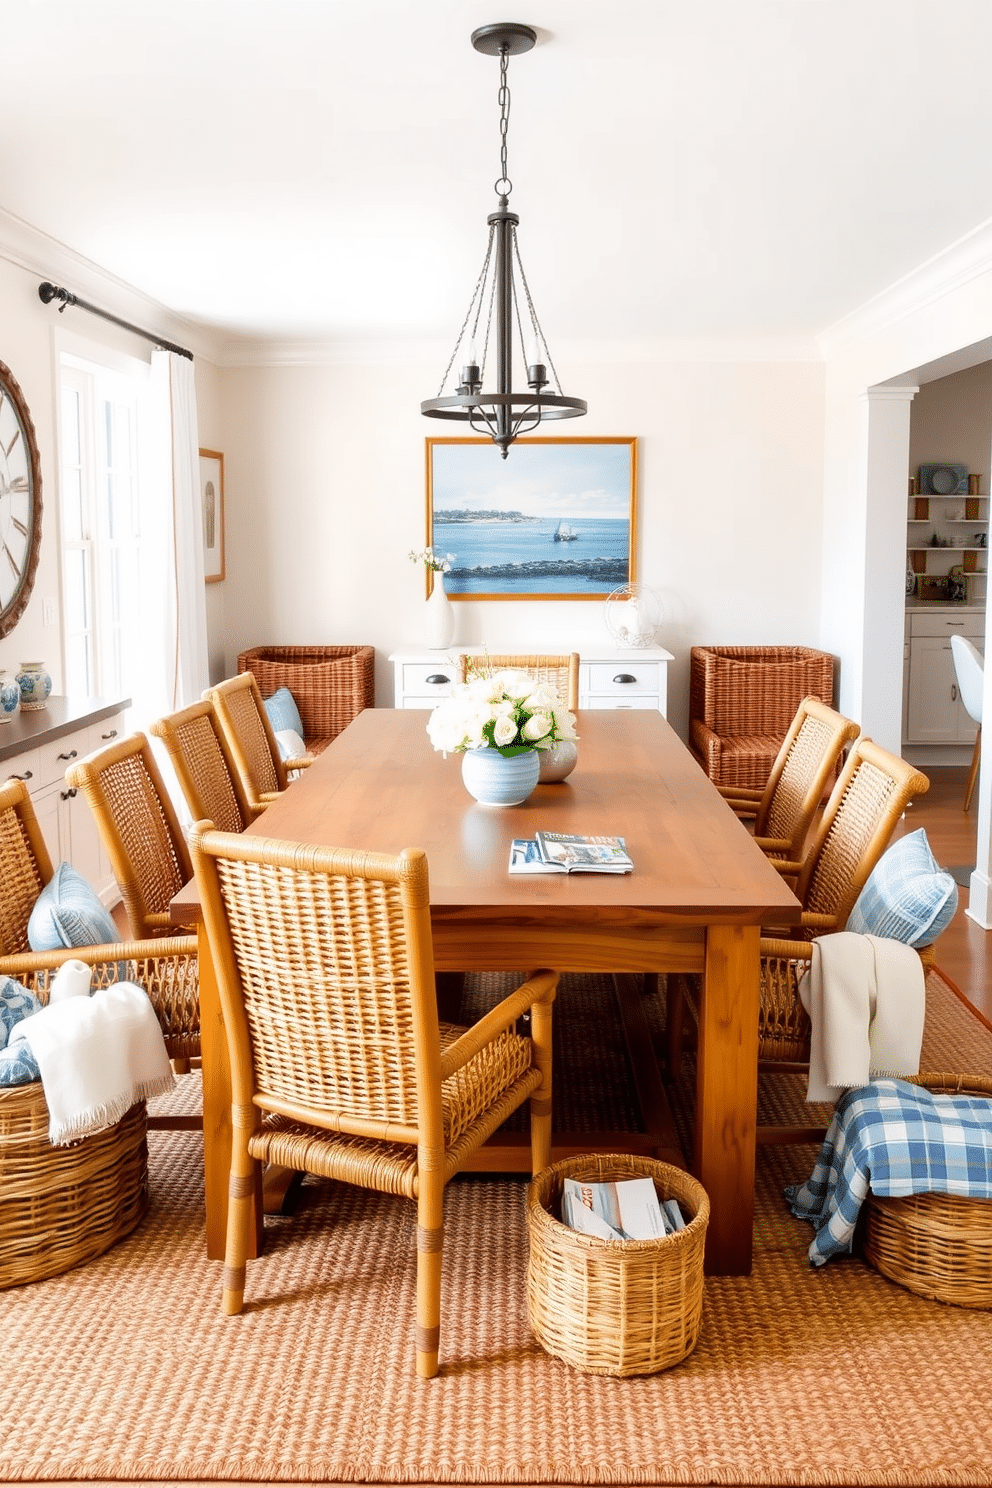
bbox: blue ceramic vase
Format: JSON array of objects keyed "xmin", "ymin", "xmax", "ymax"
[
  {"xmin": 461, "ymin": 747, "xmax": 540, "ymax": 806},
  {"xmin": 16, "ymin": 662, "xmax": 51, "ymax": 711},
  {"xmin": 0, "ymin": 671, "xmax": 19, "ymax": 723}
]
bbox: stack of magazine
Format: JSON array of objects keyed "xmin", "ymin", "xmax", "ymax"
[
  {"xmin": 509, "ymin": 831, "xmax": 633, "ymax": 875},
  {"xmin": 561, "ymin": 1176, "xmax": 685, "ymax": 1241}
]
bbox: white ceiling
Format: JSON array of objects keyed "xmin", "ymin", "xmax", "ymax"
[{"xmin": 5, "ymin": 0, "xmax": 992, "ymax": 353}]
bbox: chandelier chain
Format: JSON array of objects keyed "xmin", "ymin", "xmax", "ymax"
[
  {"xmin": 435, "ymin": 226, "xmax": 495, "ymax": 397},
  {"xmin": 512, "ymin": 231, "xmax": 565, "ymax": 394},
  {"xmin": 495, "ymin": 45, "xmax": 512, "ymax": 196}
]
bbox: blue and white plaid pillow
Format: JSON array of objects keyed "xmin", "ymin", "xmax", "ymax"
[{"xmin": 846, "ymin": 828, "xmax": 957, "ymax": 947}]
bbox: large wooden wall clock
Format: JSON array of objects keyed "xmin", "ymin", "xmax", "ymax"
[{"xmin": 0, "ymin": 359, "xmax": 43, "ymax": 638}]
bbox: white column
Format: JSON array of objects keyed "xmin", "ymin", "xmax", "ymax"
[{"xmin": 860, "ymin": 385, "xmax": 918, "ymax": 753}]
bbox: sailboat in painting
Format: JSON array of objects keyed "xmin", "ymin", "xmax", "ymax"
[{"xmin": 553, "ymin": 520, "xmax": 579, "ymax": 542}]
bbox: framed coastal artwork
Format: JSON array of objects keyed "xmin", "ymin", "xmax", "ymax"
[
  {"xmin": 199, "ymin": 448, "xmax": 225, "ymax": 583},
  {"xmin": 425, "ymin": 436, "xmax": 637, "ymax": 601}
]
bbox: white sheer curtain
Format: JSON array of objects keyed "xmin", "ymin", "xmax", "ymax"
[{"xmin": 150, "ymin": 350, "xmax": 209, "ymax": 710}]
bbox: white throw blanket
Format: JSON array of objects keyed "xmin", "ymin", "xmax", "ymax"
[
  {"xmin": 797, "ymin": 932, "xmax": 926, "ymax": 1104},
  {"xmin": 10, "ymin": 981, "xmax": 174, "ymax": 1144}
]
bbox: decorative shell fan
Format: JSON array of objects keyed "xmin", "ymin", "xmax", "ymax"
[{"xmin": 604, "ymin": 584, "xmax": 662, "ymax": 649}]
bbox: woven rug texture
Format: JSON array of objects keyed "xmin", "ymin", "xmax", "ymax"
[{"xmin": 1, "ymin": 970, "xmax": 991, "ymax": 1487}]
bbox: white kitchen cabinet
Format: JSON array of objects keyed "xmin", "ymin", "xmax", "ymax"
[
  {"xmin": 388, "ymin": 646, "xmax": 672, "ymax": 714},
  {"xmin": 0, "ymin": 697, "xmax": 128, "ymax": 904},
  {"xmin": 903, "ymin": 609, "xmax": 983, "ymax": 746}
]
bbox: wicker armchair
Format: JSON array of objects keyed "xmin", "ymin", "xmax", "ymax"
[
  {"xmin": 237, "ymin": 645, "xmax": 375, "ymax": 755},
  {"xmin": 0, "ymin": 777, "xmax": 199, "ymax": 1124},
  {"xmin": 689, "ymin": 645, "xmax": 836, "ymax": 792},
  {"xmin": 206, "ymin": 672, "xmax": 313, "ymax": 816},
  {"xmin": 719, "ymin": 697, "xmax": 860, "ymax": 860},
  {"xmin": 666, "ymin": 739, "xmax": 932, "ymax": 1113},
  {"xmin": 150, "ymin": 700, "xmax": 259, "ymax": 833},
  {"xmin": 188, "ymin": 823, "xmax": 556, "ymax": 1378},
  {"xmin": 457, "ymin": 652, "xmax": 580, "ymax": 711}
]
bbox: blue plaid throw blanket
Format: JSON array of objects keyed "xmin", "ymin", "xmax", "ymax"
[{"xmin": 785, "ymin": 1078, "xmax": 992, "ymax": 1266}]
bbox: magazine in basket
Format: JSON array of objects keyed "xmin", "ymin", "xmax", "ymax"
[{"xmin": 509, "ymin": 832, "xmax": 633, "ymax": 875}]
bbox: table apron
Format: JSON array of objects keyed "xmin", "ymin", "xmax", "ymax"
[{"xmin": 430, "ymin": 917, "xmax": 706, "ymax": 974}]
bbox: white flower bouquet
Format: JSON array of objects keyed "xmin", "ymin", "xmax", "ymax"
[
  {"xmin": 409, "ymin": 546, "xmax": 454, "ymax": 574},
  {"xmin": 427, "ymin": 670, "xmax": 579, "ymax": 757}
]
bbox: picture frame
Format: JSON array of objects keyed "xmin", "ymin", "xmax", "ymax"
[
  {"xmin": 199, "ymin": 448, "xmax": 225, "ymax": 583},
  {"xmin": 425, "ymin": 436, "xmax": 637, "ymax": 601}
]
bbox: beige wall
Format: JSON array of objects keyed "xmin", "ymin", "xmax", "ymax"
[{"xmin": 217, "ymin": 355, "xmax": 826, "ymax": 739}]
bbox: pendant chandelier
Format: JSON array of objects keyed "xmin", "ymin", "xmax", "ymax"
[{"xmin": 421, "ymin": 22, "xmax": 587, "ymax": 458}]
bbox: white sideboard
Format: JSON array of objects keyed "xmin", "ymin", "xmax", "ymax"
[
  {"xmin": 0, "ymin": 696, "xmax": 129, "ymax": 905},
  {"xmin": 388, "ymin": 646, "xmax": 672, "ymax": 714}
]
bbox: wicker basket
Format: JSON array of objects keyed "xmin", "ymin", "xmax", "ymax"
[
  {"xmin": 862, "ymin": 1072, "xmax": 992, "ymax": 1310},
  {"xmin": 0, "ymin": 1083, "xmax": 148, "ymax": 1289},
  {"xmin": 526, "ymin": 1153, "xmax": 709, "ymax": 1376},
  {"xmin": 237, "ymin": 645, "xmax": 375, "ymax": 752}
]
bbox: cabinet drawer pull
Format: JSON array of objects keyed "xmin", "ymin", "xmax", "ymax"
[
  {"xmin": 952, "ymin": 684, "xmax": 958, "ymax": 702},
  {"xmin": 11, "ymin": 770, "xmax": 32, "ymax": 781},
  {"xmin": 613, "ymin": 673, "xmax": 637, "ymax": 684},
  {"xmin": 57, "ymin": 748, "xmax": 78, "ymax": 761},
  {"xmin": 425, "ymin": 674, "xmax": 450, "ymax": 685},
  {"xmin": 60, "ymin": 787, "xmax": 77, "ymax": 801},
  {"xmin": 102, "ymin": 729, "xmax": 118, "ymax": 739}
]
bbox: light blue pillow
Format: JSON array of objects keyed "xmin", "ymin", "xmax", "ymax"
[
  {"xmin": 846, "ymin": 829, "xmax": 958, "ymax": 948},
  {"xmin": 263, "ymin": 686, "xmax": 304, "ymax": 739},
  {"xmin": 27, "ymin": 862, "xmax": 122, "ymax": 955},
  {"xmin": 0, "ymin": 975, "xmax": 42, "ymax": 1085}
]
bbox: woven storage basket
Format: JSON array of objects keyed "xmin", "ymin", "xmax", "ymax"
[
  {"xmin": 526, "ymin": 1153, "xmax": 709, "ymax": 1376},
  {"xmin": 862, "ymin": 1072, "xmax": 992, "ymax": 1310},
  {"xmin": 0, "ymin": 1083, "xmax": 148, "ymax": 1290},
  {"xmin": 237, "ymin": 645, "xmax": 375, "ymax": 751}
]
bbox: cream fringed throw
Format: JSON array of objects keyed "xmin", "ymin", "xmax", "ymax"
[
  {"xmin": 797, "ymin": 932, "xmax": 926, "ymax": 1103},
  {"xmin": 10, "ymin": 981, "xmax": 174, "ymax": 1143}
]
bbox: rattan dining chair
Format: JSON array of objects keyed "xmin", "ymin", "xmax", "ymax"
[
  {"xmin": 149, "ymin": 700, "xmax": 259, "ymax": 833},
  {"xmin": 205, "ymin": 672, "xmax": 314, "ymax": 816},
  {"xmin": 457, "ymin": 653, "xmax": 580, "ymax": 711},
  {"xmin": 188, "ymin": 822, "xmax": 557, "ymax": 1378},
  {"xmin": 717, "ymin": 697, "xmax": 860, "ymax": 861},
  {"xmin": 0, "ymin": 776, "xmax": 199, "ymax": 1125},
  {"xmin": 666, "ymin": 738, "xmax": 932, "ymax": 1108},
  {"xmin": 65, "ymin": 733, "xmax": 193, "ymax": 942}
]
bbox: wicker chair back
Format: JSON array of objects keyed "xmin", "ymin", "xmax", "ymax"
[
  {"xmin": 188, "ymin": 823, "xmax": 557, "ymax": 1376},
  {"xmin": 206, "ymin": 673, "xmax": 288, "ymax": 811},
  {"xmin": 0, "ymin": 777, "xmax": 200, "ymax": 1074},
  {"xmin": 794, "ymin": 737, "xmax": 930, "ymax": 932},
  {"xmin": 456, "ymin": 652, "xmax": 580, "ymax": 711},
  {"xmin": 0, "ymin": 778, "xmax": 54, "ymax": 955},
  {"xmin": 752, "ymin": 698, "xmax": 860, "ymax": 858},
  {"xmin": 150, "ymin": 700, "xmax": 255, "ymax": 833},
  {"xmin": 66, "ymin": 734, "xmax": 192, "ymax": 940}
]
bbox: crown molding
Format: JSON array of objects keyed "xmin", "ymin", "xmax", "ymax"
[
  {"xmin": 818, "ymin": 217, "xmax": 992, "ymax": 362},
  {"xmin": 0, "ymin": 205, "xmax": 226, "ymax": 364}
]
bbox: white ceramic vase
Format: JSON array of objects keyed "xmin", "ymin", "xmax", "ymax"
[
  {"xmin": 461, "ymin": 747, "xmax": 540, "ymax": 806},
  {"xmin": 425, "ymin": 580, "xmax": 455, "ymax": 650}
]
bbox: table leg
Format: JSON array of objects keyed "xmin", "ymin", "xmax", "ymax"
[
  {"xmin": 198, "ymin": 921, "xmax": 262, "ymax": 1261},
  {"xmin": 694, "ymin": 923, "xmax": 759, "ymax": 1275}
]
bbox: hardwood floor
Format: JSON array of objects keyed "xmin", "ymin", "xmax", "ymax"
[{"xmin": 890, "ymin": 764, "xmax": 991, "ymax": 1023}]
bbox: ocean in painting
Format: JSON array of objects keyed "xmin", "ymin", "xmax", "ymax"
[
  {"xmin": 429, "ymin": 440, "xmax": 634, "ymax": 596},
  {"xmin": 435, "ymin": 516, "xmax": 629, "ymax": 595}
]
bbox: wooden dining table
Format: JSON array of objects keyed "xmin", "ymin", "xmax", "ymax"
[{"xmin": 171, "ymin": 706, "xmax": 800, "ymax": 1276}]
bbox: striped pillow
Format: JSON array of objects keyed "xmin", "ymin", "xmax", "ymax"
[{"xmin": 846, "ymin": 829, "xmax": 957, "ymax": 948}]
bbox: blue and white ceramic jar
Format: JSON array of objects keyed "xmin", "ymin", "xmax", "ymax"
[
  {"xmin": 16, "ymin": 661, "xmax": 51, "ymax": 712},
  {"xmin": 461, "ymin": 746, "xmax": 540, "ymax": 806},
  {"xmin": 0, "ymin": 670, "xmax": 19, "ymax": 723}
]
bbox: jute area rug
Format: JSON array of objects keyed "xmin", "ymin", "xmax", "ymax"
[{"xmin": 2, "ymin": 970, "xmax": 991, "ymax": 1488}]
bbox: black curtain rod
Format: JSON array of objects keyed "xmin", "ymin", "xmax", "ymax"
[{"xmin": 38, "ymin": 281, "xmax": 194, "ymax": 360}]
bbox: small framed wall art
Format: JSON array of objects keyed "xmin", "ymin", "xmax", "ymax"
[
  {"xmin": 425, "ymin": 436, "xmax": 637, "ymax": 601},
  {"xmin": 199, "ymin": 448, "xmax": 225, "ymax": 583}
]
